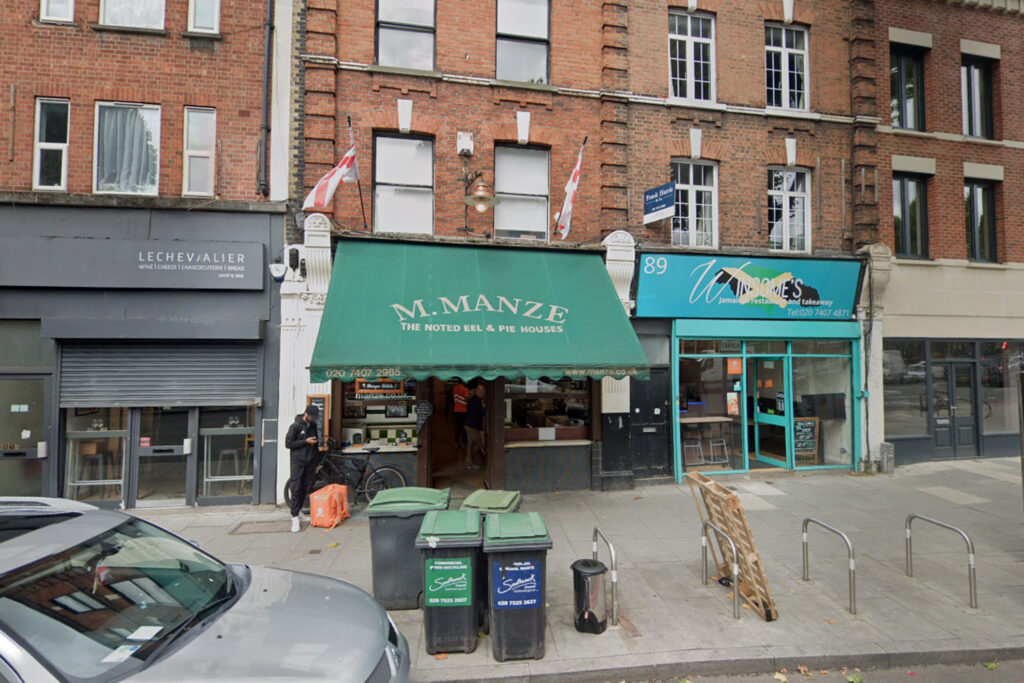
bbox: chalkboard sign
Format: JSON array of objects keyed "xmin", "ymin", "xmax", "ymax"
[
  {"xmin": 793, "ymin": 417, "xmax": 819, "ymax": 460},
  {"xmin": 306, "ymin": 394, "xmax": 330, "ymax": 447}
]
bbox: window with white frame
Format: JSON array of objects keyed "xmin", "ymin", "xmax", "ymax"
[
  {"xmin": 94, "ymin": 102, "xmax": 161, "ymax": 195},
  {"xmin": 496, "ymin": 0, "xmax": 549, "ymax": 84},
  {"xmin": 374, "ymin": 135, "xmax": 433, "ymax": 235},
  {"xmin": 961, "ymin": 56, "xmax": 993, "ymax": 139},
  {"xmin": 40, "ymin": 0, "xmax": 74, "ymax": 22},
  {"xmin": 377, "ymin": 0, "xmax": 435, "ymax": 70},
  {"xmin": 669, "ymin": 12, "xmax": 714, "ymax": 102},
  {"xmin": 100, "ymin": 0, "xmax": 164, "ymax": 29},
  {"xmin": 671, "ymin": 160, "xmax": 716, "ymax": 247},
  {"xmin": 767, "ymin": 168, "xmax": 810, "ymax": 251},
  {"xmin": 494, "ymin": 146, "xmax": 549, "ymax": 240},
  {"xmin": 188, "ymin": 0, "xmax": 219, "ymax": 33},
  {"xmin": 183, "ymin": 108, "xmax": 215, "ymax": 197},
  {"xmin": 33, "ymin": 98, "xmax": 70, "ymax": 191},
  {"xmin": 765, "ymin": 24, "xmax": 807, "ymax": 110}
]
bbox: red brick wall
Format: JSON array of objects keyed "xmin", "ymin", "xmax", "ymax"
[
  {"xmin": 875, "ymin": 0, "xmax": 1024, "ymax": 262},
  {"xmin": 302, "ymin": 0, "xmax": 864, "ymax": 253},
  {"xmin": 0, "ymin": 0, "xmax": 269, "ymax": 200}
]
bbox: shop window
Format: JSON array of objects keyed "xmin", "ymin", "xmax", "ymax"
[
  {"xmin": 671, "ymin": 160, "xmax": 717, "ymax": 248},
  {"xmin": 765, "ymin": 24, "xmax": 807, "ymax": 110},
  {"xmin": 188, "ymin": 0, "xmax": 219, "ymax": 33},
  {"xmin": 890, "ymin": 46, "xmax": 925, "ymax": 131},
  {"xmin": 0, "ymin": 378, "xmax": 45, "ymax": 496},
  {"xmin": 374, "ymin": 135, "xmax": 433, "ymax": 235},
  {"xmin": 198, "ymin": 407, "xmax": 255, "ymax": 498},
  {"xmin": 505, "ymin": 377, "xmax": 590, "ymax": 441},
  {"xmin": 931, "ymin": 340, "xmax": 975, "ymax": 359},
  {"xmin": 965, "ymin": 180, "xmax": 996, "ymax": 262},
  {"xmin": 678, "ymin": 356, "xmax": 741, "ymax": 469},
  {"xmin": 65, "ymin": 407, "xmax": 128, "ymax": 503},
  {"xmin": 979, "ymin": 341, "xmax": 1021, "ymax": 436},
  {"xmin": 882, "ymin": 339, "xmax": 927, "ymax": 438},
  {"xmin": 183, "ymin": 107, "xmax": 215, "ymax": 197},
  {"xmin": 340, "ymin": 379, "xmax": 418, "ymax": 446},
  {"xmin": 961, "ymin": 55, "xmax": 993, "ymax": 139},
  {"xmin": 746, "ymin": 340, "xmax": 786, "ymax": 354},
  {"xmin": 496, "ymin": 0, "xmax": 549, "ymax": 84},
  {"xmin": 100, "ymin": 0, "xmax": 164, "ymax": 29},
  {"xmin": 792, "ymin": 340, "xmax": 850, "ymax": 355},
  {"xmin": 41, "ymin": 0, "xmax": 74, "ymax": 22},
  {"xmin": 767, "ymin": 168, "xmax": 810, "ymax": 252},
  {"xmin": 669, "ymin": 11, "xmax": 715, "ymax": 102},
  {"xmin": 34, "ymin": 98, "xmax": 69, "ymax": 191},
  {"xmin": 94, "ymin": 102, "xmax": 160, "ymax": 195},
  {"xmin": 792, "ymin": 356, "xmax": 852, "ymax": 466},
  {"xmin": 679, "ymin": 339, "xmax": 742, "ymax": 355},
  {"xmin": 377, "ymin": 0, "xmax": 435, "ymax": 70},
  {"xmin": 494, "ymin": 146, "xmax": 549, "ymax": 240},
  {"xmin": 893, "ymin": 173, "xmax": 928, "ymax": 259}
]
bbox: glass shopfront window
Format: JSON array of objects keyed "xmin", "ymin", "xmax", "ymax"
[
  {"xmin": 882, "ymin": 339, "xmax": 927, "ymax": 437},
  {"xmin": 792, "ymin": 356, "xmax": 852, "ymax": 466},
  {"xmin": 65, "ymin": 407, "xmax": 128, "ymax": 503},
  {"xmin": 0, "ymin": 377, "xmax": 46, "ymax": 496},
  {"xmin": 678, "ymin": 356, "xmax": 740, "ymax": 469},
  {"xmin": 198, "ymin": 406, "xmax": 256, "ymax": 498},
  {"xmin": 980, "ymin": 341, "xmax": 1021, "ymax": 436},
  {"xmin": 505, "ymin": 377, "xmax": 590, "ymax": 441}
]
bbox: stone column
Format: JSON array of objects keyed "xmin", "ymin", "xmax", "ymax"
[{"xmin": 857, "ymin": 242, "xmax": 892, "ymax": 472}]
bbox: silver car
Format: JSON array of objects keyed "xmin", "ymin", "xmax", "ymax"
[{"xmin": 0, "ymin": 498, "xmax": 409, "ymax": 682}]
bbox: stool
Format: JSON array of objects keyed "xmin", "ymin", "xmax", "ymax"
[
  {"xmin": 683, "ymin": 438, "xmax": 705, "ymax": 466},
  {"xmin": 707, "ymin": 438, "xmax": 729, "ymax": 465}
]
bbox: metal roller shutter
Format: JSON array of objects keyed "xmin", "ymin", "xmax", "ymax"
[{"xmin": 60, "ymin": 343, "xmax": 260, "ymax": 407}]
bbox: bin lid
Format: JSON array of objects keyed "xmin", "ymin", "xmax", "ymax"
[
  {"xmin": 415, "ymin": 510, "xmax": 482, "ymax": 548},
  {"xmin": 571, "ymin": 558, "xmax": 607, "ymax": 576},
  {"xmin": 366, "ymin": 487, "xmax": 450, "ymax": 517},
  {"xmin": 460, "ymin": 489, "xmax": 521, "ymax": 513},
  {"xmin": 483, "ymin": 512, "xmax": 552, "ymax": 550}
]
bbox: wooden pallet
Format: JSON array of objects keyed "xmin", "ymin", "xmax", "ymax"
[{"xmin": 686, "ymin": 472, "xmax": 778, "ymax": 621}]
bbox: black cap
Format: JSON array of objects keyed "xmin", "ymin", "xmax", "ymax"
[{"xmin": 304, "ymin": 404, "xmax": 320, "ymax": 418}]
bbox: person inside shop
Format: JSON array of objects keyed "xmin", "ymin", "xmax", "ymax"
[
  {"xmin": 451, "ymin": 378, "xmax": 469, "ymax": 452},
  {"xmin": 286, "ymin": 403, "xmax": 320, "ymax": 533},
  {"xmin": 464, "ymin": 382, "xmax": 486, "ymax": 470}
]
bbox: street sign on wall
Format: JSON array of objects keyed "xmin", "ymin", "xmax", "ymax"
[{"xmin": 643, "ymin": 182, "xmax": 675, "ymax": 224}]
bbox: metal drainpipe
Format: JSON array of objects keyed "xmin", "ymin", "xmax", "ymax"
[{"xmin": 258, "ymin": 0, "xmax": 274, "ymax": 197}]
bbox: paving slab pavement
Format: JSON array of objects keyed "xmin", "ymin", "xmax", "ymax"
[{"xmin": 136, "ymin": 457, "xmax": 1024, "ymax": 682}]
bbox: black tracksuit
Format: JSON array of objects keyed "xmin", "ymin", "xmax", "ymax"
[{"xmin": 286, "ymin": 414, "xmax": 319, "ymax": 517}]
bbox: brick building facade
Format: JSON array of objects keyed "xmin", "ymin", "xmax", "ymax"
[{"xmin": 0, "ymin": 0, "xmax": 287, "ymax": 508}]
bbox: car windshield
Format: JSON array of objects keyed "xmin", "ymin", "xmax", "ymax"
[{"xmin": 0, "ymin": 517, "xmax": 233, "ymax": 683}]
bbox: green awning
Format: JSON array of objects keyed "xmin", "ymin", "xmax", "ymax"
[{"xmin": 309, "ymin": 239, "xmax": 650, "ymax": 383}]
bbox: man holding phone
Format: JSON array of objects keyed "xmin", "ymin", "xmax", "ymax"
[{"xmin": 286, "ymin": 404, "xmax": 320, "ymax": 532}]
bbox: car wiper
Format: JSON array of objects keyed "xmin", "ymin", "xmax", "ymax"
[{"xmin": 143, "ymin": 582, "xmax": 238, "ymax": 663}]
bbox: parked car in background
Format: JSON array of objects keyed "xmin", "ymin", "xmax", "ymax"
[{"xmin": 0, "ymin": 498, "xmax": 408, "ymax": 682}]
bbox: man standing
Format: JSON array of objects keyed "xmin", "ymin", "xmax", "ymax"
[
  {"xmin": 464, "ymin": 383, "xmax": 486, "ymax": 470},
  {"xmin": 286, "ymin": 404, "xmax": 320, "ymax": 532},
  {"xmin": 451, "ymin": 379, "xmax": 469, "ymax": 451}
]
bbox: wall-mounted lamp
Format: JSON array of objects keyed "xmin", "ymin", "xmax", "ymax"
[{"xmin": 464, "ymin": 175, "xmax": 500, "ymax": 213}]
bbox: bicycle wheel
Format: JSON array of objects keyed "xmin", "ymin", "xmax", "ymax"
[
  {"xmin": 283, "ymin": 463, "xmax": 334, "ymax": 509},
  {"xmin": 362, "ymin": 466, "xmax": 407, "ymax": 502}
]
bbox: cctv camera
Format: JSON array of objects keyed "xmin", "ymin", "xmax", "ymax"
[{"xmin": 269, "ymin": 261, "xmax": 287, "ymax": 283}]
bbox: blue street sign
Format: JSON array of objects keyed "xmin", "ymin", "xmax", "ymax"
[{"xmin": 643, "ymin": 182, "xmax": 675, "ymax": 224}]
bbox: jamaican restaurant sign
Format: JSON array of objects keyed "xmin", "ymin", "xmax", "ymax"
[{"xmin": 636, "ymin": 254, "xmax": 863, "ymax": 320}]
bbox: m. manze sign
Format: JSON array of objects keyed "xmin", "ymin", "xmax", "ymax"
[{"xmin": 0, "ymin": 237, "xmax": 264, "ymax": 290}]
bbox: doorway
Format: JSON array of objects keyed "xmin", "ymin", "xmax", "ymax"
[
  {"xmin": 428, "ymin": 378, "xmax": 487, "ymax": 491},
  {"xmin": 931, "ymin": 362, "xmax": 979, "ymax": 458},
  {"xmin": 747, "ymin": 357, "xmax": 790, "ymax": 468},
  {"xmin": 130, "ymin": 407, "xmax": 195, "ymax": 508}
]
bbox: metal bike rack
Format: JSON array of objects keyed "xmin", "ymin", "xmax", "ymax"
[
  {"xmin": 701, "ymin": 521, "xmax": 741, "ymax": 619},
  {"xmin": 801, "ymin": 518, "xmax": 856, "ymax": 615},
  {"xmin": 905, "ymin": 514, "xmax": 977, "ymax": 608},
  {"xmin": 592, "ymin": 527, "xmax": 618, "ymax": 626}
]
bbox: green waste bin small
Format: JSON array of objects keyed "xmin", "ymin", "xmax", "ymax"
[
  {"xmin": 415, "ymin": 509, "xmax": 482, "ymax": 654},
  {"xmin": 483, "ymin": 512, "xmax": 553, "ymax": 661},
  {"xmin": 459, "ymin": 489, "xmax": 521, "ymax": 516},
  {"xmin": 367, "ymin": 487, "xmax": 450, "ymax": 609}
]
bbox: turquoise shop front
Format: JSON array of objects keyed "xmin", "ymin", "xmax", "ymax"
[{"xmin": 635, "ymin": 253, "xmax": 866, "ymax": 481}]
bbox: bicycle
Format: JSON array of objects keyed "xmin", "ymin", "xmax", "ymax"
[{"xmin": 284, "ymin": 438, "xmax": 407, "ymax": 510}]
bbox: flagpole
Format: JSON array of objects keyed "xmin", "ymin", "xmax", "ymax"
[{"xmin": 349, "ymin": 116, "xmax": 369, "ymax": 231}]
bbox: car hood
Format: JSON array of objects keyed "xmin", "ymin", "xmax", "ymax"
[{"xmin": 132, "ymin": 565, "xmax": 402, "ymax": 682}]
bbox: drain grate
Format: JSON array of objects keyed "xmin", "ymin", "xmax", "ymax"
[
  {"xmin": 229, "ymin": 520, "xmax": 291, "ymax": 535},
  {"xmin": 616, "ymin": 608, "xmax": 641, "ymax": 637}
]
